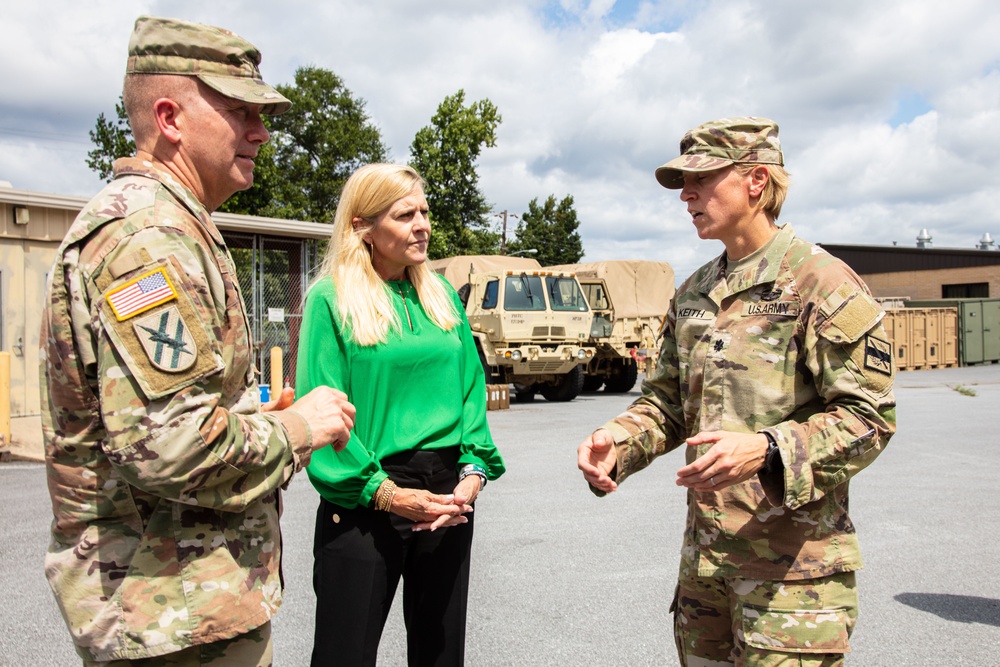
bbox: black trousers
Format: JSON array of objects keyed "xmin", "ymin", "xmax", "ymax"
[{"xmin": 310, "ymin": 447, "xmax": 474, "ymax": 667}]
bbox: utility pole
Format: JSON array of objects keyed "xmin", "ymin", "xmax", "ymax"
[{"xmin": 494, "ymin": 210, "xmax": 519, "ymax": 255}]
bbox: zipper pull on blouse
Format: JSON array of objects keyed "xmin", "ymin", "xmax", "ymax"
[{"xmin": 396, "ymin": 284, "xmax": 413, "ymax": 331}]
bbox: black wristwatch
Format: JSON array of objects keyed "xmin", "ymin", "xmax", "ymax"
[{"xmin": 761, "ymin": 431, "xmax": 783, "ymax": 476}]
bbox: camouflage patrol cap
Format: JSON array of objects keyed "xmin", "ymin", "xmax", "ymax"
[
  {"xmin": 654, "ymin": 117, "xmax": 783, "ymax": 189},
  {"xmin": 126, "ymin": 16, "xmax": 291, "ymax": 115}
]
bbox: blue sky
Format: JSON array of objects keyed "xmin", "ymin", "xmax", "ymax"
[{"xmin": 2, "ymin": 0, "xmax": 999, "ymax": 279}]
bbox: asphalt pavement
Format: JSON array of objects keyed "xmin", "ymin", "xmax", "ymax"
[{"xmin": 2, "ymin": 365, "xmax": 999, "ymax": 666}]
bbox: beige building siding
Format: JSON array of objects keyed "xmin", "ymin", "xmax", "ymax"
[
  {"xmin": 2, "ymin": 193, "xmax": 78, "ymax": 416},
  {"xmin": 861, "ymin": 266, "xmax": 1000, "ymax": 300}
]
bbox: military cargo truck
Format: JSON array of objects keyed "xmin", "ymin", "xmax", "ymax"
[
  {"xmin": 429, "ymin": 255, "xmax": 595, "ymax": 402},
  {"xmin": 547, "ymin": 260, "xmax": 674, "ymax": 393}
]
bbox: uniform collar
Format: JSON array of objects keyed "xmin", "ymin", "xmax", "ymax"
[
  {"xmin": 112, "ymin": 157, "xmax": 226, "ymax": 245},
  {"xmin": 696, "ymin": 224, "xmax": 796, "ymax": 303}
]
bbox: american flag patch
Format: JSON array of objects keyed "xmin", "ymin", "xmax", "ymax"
[{"xmin": 106, "ymin": 267, "xmax": 178, "ymax": 321}]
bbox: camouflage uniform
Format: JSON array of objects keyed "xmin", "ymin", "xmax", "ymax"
[
  {"xmin": 39, "ymin": 154, "xmax": 312, "ymax": 663},
  {"xmin": 600, "ymin": 223, "xmax": 896, "ymax": 663}
]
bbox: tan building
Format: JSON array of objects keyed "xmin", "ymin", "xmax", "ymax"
[
  {"xmin": 819, "ymin": 241, "xmax": 1000, "ymax": 301},
  {"xmin": 1, "ymin": 184, "xmax": 331, "ymax": 419}
]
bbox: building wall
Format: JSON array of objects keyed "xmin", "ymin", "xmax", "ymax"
[
  {"xmin": 860, "ymin": 265, "xmax": 1000, "ymax": 301},
  {"xmin": 1, "ymin": 202, "xmax": 76, "ymax": 416}
]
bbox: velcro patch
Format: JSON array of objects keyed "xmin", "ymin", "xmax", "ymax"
[
  {"xmin": 819, "ymin": 283, "xmax": 882, "ymax": 344},
  {"xmin": 105, "ymin": 267, "xmax": 177, "ymax": 321},
  {"xmin": 863, "ymin": 335, "xmax": 893, "ymax": 376},
  {"xmin": 99, "ymin": 256, "xmax": 223, "ymax": 400},
  {"xmin": 132, "ymin": 305, "xmax": 197, "ymax": 372}
]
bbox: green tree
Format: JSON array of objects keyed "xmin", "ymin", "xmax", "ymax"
[
  {"xmin": 409, "ymin": 90, "xmax": 502, "ymax": 258},
  {"xmin": 85, "ymin": 97, "xmax": 134, "ymax": 182},
  {"xmin": 508, "ymin": 195, "xmax": 584, "ymax": 266},
  {"xmin": 261, "ymin": 66, "xmax": 388, "ymax": 222}
]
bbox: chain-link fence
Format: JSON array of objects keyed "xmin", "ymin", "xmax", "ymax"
[{"xmin": 224, "ymin": 232, "xmax": 321, "ymax": 394}]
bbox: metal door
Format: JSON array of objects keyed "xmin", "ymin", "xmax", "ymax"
[
  {"xmin": 983, "ymin": 300, "xmax": 1000, "ymax": 362},
  {"xmin": 960, "ymin": 301, "xmax": 983, "ymax": 365}
]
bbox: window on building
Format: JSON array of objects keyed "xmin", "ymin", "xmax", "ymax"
[{"xmin": 942, "ymin": 282, "xmax": 989, "ymax": 298}]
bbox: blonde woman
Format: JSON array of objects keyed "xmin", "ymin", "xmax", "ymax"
[{"xmin": 296, "ymin": 163, "xmax": 505, "ymax": 666}]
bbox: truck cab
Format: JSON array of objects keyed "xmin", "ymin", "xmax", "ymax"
[{"xmin": 430, "ymin": 256, "xmax": 595, "ymax": 402}]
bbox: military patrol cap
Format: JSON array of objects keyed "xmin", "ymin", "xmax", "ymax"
[
  {"xmin": 655, "ymin": 117, "xmax": 783, "ymax": 189},
  {"xmin": 126, "ymin": 16, "xmax": 291, "ymax": 115}
]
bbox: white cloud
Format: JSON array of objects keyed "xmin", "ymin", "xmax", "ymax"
[{"xmin": 2, "ymin": 0, "xmax": 999, "ymax": 285}]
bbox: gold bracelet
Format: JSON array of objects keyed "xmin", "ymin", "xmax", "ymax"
[
  {"xmin": 374, "ymin": 479, "xmax": 396, "ymax": 512},
  {"xmin": 374, "ymin": 482, "xmax": 385, "ymax": 511},
  {"xmin": 381, "ymin": 480, "xmax": 396, "ymax": 511}
]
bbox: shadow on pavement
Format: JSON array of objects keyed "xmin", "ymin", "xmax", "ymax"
[{"xmin": 895, "ymin": 592, "xmax": 1000, "ymax": 627}]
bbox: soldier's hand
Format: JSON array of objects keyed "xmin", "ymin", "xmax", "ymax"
[
  {"xmin": 287, "ymin": 386, "xmax": 356, "ymax": 452},
  {"xmin": 577, "ymin": 428, "xmax": 618, "ymax": 493},
  {"xmin": 676, "ymin": 430, "xmax": 768, "ymax": 491}
]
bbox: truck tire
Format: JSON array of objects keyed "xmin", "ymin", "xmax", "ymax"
[
  {"xmin": 604, "ymin": 358, "xmax": 638, "ymax": 393},
  {"xmin": 540, "ymin": 365, "xmax": 585, "ymax": 402},
  {"xmin": 582, "ymin": 374, "xmax": 604, "ymax": 392},
  {"xmin": 512, "ymin": 383, "xmax": 536, "ymax": 403}
]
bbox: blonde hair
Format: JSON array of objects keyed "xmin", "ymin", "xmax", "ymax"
[
  {"xmin": 317, "ymin": 163, "xmax": 459, "ymax": 346},
  {"xmin": 735, "ymin": 163, "xmax": 791, "ymax": 220}
]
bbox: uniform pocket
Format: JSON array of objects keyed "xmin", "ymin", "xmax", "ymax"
[
  {"xmin": 742, "ymin": 604, "xmax": 851, "ymax": 654},
  {"xmin": 98, "ymin": 256, "xmax": 224, "ymax": 400}
]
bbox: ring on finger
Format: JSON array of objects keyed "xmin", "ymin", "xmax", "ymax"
[{"xmin": 710, "ymin": 476, "xmax": 716, "ymax": 486}]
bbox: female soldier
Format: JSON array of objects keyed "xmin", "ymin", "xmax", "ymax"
[{"xmin": 578, "ymin": 117, "xmax": 896, "ymax": 666}]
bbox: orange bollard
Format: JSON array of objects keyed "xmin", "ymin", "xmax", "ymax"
[{"xmin": 0, "ymin": 352, "xmax": 10, "ymax": 451}]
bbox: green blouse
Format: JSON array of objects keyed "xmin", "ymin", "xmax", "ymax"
[{"xmin": 296, "ymin": 275, "xmax": 505, "ymax": 509}]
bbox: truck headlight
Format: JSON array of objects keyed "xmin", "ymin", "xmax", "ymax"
[
  {"xmin": 510, "ymin": 349, "xmax": 522, "ymax": 361},
  {"xmin": 576, "ymin": 349, "xmax": 587, "ymax": 360}
]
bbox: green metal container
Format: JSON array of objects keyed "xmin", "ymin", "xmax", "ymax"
[{"xmin": 905, "ymin": 298, "xmax": 1000, "ymax": 366}]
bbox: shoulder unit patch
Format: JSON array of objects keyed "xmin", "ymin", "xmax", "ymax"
[{"xmin": 132, "ymin": 305, "xmax": 197, "ymax": 372}]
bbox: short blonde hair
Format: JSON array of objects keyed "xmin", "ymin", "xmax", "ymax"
[
  {"xmin": 735, "ymin": 163, "xmax": 791, "ymax": 220},
  {"xmin": 317, "ymin": 163, "xmax": 459, "ymax": 346}
]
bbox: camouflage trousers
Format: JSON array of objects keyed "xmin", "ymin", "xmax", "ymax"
[
  {"xmin": 670, "ymin": 572, "xmax": 857, "ymax": 666},
  {"xmin": 84, "ymin": 622, "xmax": 272, "ymax": 667}
]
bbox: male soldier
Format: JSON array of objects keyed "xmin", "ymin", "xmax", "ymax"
[
  {"xmin": 578, "ymin": 117, "xmax": 896, "ymax": 665},
  {"xmin": 40, "ymin": 16, "xmax": 356, "ymax": 666}
]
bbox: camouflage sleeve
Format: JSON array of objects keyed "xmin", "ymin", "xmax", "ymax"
[
  {"xmin": 87, "ymin": 225, "xmax": 302, "ymax": 511},
  {"xmin": 762, "ymin": 282, "xmax": 896, "ymax": 509},
  {"xmin": 601, "ymin": 302, "xmax": 687, "ymax": 485}
]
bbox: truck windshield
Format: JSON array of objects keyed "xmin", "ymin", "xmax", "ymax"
[
  {"xmin": 504, "ymin": 275, "xmax": 545, "ymax": 311},
  {"xmin": 545, "ymin": 276, "xmax": 589, "ymax": 312}
]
